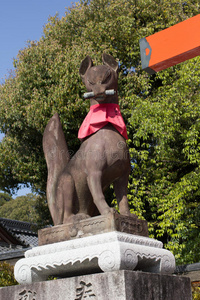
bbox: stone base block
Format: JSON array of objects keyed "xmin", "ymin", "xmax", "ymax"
[
  {"xmin": 0, "ymin": 270, "xmax": 192, "ymax": 300},
  {"xmin": 14, "ymin": 232, "xmax": 175, "ymax": 285},
  {"xmin": 38, "ymin": 211, "xmax": 149, "ymax": 245}
]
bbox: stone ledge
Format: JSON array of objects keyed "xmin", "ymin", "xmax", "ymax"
[
  {"xmin": 38, "ymin": 211, "xmax": 149, "ymax": 246},
  {"xmin": 1, "ymin": 270, "xmax": 192, "ymax": 300},
  {"xmin": 14, "ymin": 231, "xmax": 175, "ymax": 284}
]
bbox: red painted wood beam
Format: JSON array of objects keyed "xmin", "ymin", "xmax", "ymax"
[{"xmin": 140, "ymin": 14, "xmax": 200, "ymax": 74}]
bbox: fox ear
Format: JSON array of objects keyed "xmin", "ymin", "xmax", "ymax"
[
  {"xmin": 79, "ymin": 56, "xmax": 93, "ymax": 81},
  {"xmin": 102, "ymin": 53, "xmax": 118, "ymax": 73}
]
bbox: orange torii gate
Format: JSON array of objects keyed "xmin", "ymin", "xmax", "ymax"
[{"xmin": 140, "ymin": 14, "xmax": 200, "ymax": 74}]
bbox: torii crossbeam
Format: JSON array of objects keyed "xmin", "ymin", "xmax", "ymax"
[{"xmin": 140, "ymin": 14, "xmax": 200, "ymax": 74}]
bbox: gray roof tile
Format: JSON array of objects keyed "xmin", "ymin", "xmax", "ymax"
[{"xmin": 0, "ymin": 218, "xmax": 38, "ymax": 257}]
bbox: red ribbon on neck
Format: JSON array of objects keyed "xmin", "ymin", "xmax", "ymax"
[{"xmin": 78, "ymin": 103, "xmax": 128, "ymax": 140}]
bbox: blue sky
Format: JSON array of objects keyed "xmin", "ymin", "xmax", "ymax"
[
  {"xmin": 0, "ymin": 0, "xmax": 76, "ymax": 197},
  {"xmin": 0, "ymin": 0, "xmax": 75, "ymax": 82}
]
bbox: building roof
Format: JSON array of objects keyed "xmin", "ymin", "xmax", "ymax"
[
  {"xmin": 176, "ymin": 262, "xmax": 200, "ymax": 282},
  {"xmin": 0, "ymin": 218, "xmax": 38, "ymax": 261}
]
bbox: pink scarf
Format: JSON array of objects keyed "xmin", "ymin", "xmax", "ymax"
[{"xmin": 78, "ymin": 103, "xmax": 128, "ymax": 140}]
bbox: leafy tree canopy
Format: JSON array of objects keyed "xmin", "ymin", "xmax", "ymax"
[
  {"xmin": 0, "ymin": 262, "xmax": 18, "ymax": 287},
  {"xmin": 0, "ymin": 0, "xmax": 199, "ymax": 264},
  {"xmin": 0, "ymin": 192, "xmax": 12, "ymax": 206},
  {"xmin": 0, "ymin": 193, "xmax": 52, "ymax": 228}
]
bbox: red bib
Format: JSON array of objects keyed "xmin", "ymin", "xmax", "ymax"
[{"xmin": 78, "ymin": 103, "xmax": 128, "ymax": 140}]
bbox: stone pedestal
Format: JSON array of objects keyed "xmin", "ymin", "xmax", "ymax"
[
  {"xmin": 0, "ymin": 270, "xmax": 192, "ymax": 300},
  {"xmin": 14, "ymin": 231, "xmax": 175, "ymax": 285},
  {"xmin": 10, "ymin": 213, "xmax": 190, "ymax": 299},
  {"xmin": 38, "ymin": 211, "xmax": 149, "ymax": 245}
]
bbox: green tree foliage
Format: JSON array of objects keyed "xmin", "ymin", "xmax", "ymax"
[
  {"xmin": 192, "ymin": 285, "xmax": 200, "ymax": 300},
  {"xmin": 0, "ymin": 193, "xmax": 51, "ymax": 228},
  {"xmin": 0, "ymin": 193, "xmax": 37, "ymax": 222},
  {"xmin": 128, "ymin": 57, "xmax": 200, "ymax": 264},
  {"xmin": 0, "ymin": 0, "xmax": 199, "ymax": 264},
  {"xmin": 0, "ymin": 262, "xmax": 18, "ymax": 287},
  {"xmin": 0, "ymin": 192, "xmax": 12, "ymax": 206}
]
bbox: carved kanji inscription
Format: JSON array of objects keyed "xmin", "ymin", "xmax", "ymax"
[{"xmin": 75, "ymin": 281, "xmax": 96, "ymax": 299}]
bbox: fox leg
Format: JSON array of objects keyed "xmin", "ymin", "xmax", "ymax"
[
  {"xmin": 113, "ymin": 174, "xmax": 132, "ymax": 217},
  {"xmin": 87, "ymin": 171, "xmax": 111, "ymax": 215}
]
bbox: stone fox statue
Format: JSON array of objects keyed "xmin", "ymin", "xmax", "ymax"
[{"xmin": 43, "ymin": 53, "xmax": 132, "ymax": 225}]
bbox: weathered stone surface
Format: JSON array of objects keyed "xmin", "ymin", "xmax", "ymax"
[
  {"xmin": 0, "ymin": 270, "xmax": 192, "ymax": 300},
  {"xmin": 14, "ymin": 232, "xmax": 175, "ymax": 285},
  {"xmin": 38, "ymin": 211, "xmax": 148, "ymax": 246}
]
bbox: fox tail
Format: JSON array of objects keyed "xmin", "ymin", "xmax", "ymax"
[{"xmin": 43, "ymin": 113, "xmax": 70, "ymax": 224}]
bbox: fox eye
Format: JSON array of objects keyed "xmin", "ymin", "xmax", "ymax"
[
  {"xmin": 87, "ymin": 78, "xmax": 95, "ymax": 85},
  {"xmin": 101, "ymin": 69, "xmax": 111, "ymax": 84}
]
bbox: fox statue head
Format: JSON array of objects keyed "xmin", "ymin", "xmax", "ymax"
[{"xmin": 79, "ymin": 53, "xmax": 119, "ymax": 104}]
